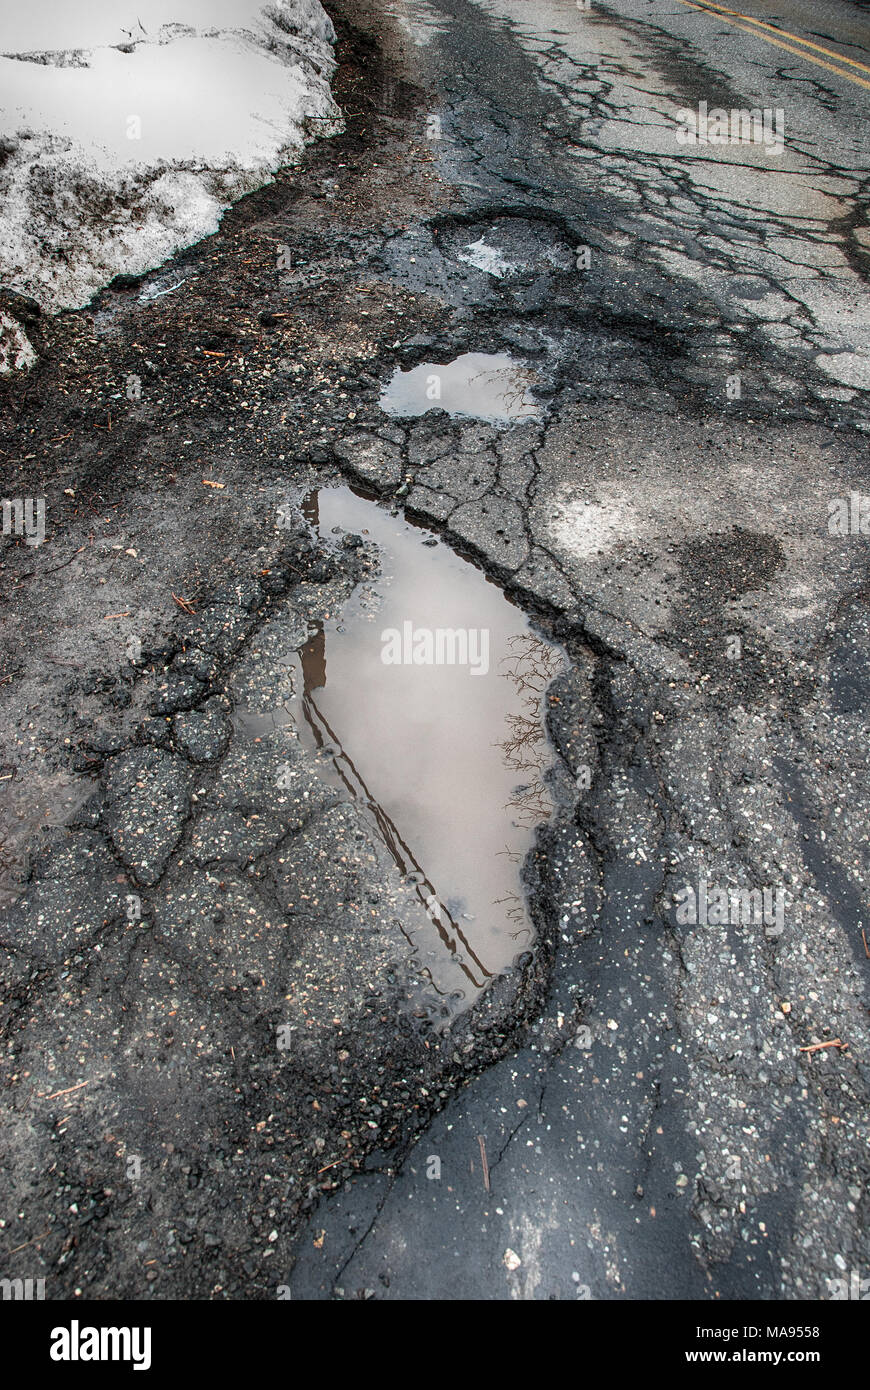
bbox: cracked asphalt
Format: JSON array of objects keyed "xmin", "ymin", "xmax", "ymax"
[{"xmin": 1, "ymin": 0, "xmax": 869, "ymax": 1301}]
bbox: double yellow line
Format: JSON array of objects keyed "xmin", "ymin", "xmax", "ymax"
[{"xmin": 675, "ymin": 0, "xmax": 870, "ymax": 91}]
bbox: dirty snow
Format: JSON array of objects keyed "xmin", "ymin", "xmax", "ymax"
[
  {"xmin": 0, "ymin": 312, "xmax": 37, "ymax": 375},
  {"xmin": 0, "ymin": 1, "xmax": 342, "ymax": 313}
]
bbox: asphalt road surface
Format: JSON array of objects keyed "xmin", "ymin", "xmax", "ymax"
[
  {"xmin": 1, "ymin": 0, "xmax": 868, "ymax": 1303},
  {"xmin": 288, "ymin": 0, "xmax": 870, "ymax": 1301}
]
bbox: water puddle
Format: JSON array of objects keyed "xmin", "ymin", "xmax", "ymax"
[
  {"xmin": 0, "ymin": 774, "xmax": 98, "ymax": 909},
  {"xmin": 279, "ymin": 487, "xmax": 564, "ymax": 1012},
  {"xmin": 380, "ymin": 352, "xmax": 540, "ymax": 423},
  {"xmin": 458, "ymin": 237, "xmax": 514, "ymax": 278}
]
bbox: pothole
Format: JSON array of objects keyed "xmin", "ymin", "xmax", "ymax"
[
  {"xmin": 437, "ymin": 215, "xmax": 576, "ymax": 279},
  {"xmin": 457, "ymin": 236, "xmax": 515, "ymax": 278},
  {"xmin": 380, "ymin": 351, "xmax": 540, "ymax": 422},
  {"xmin": 264, "ymin": 486, "xmax": 565, "ymax": 1014}
]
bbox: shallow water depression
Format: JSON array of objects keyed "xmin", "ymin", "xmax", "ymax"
[
  {"xmin": 381, "ymin": 352, "xmax": 540, "ymax": 423},
  {"xmin": 288, "ymin": 487, "xmax": 564, "ymax": 1011}
]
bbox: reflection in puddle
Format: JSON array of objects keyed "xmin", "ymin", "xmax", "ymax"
[
  {"xmin": 0, "ymin": 775, "xmax": 98, "ymax": 909},
  {"xmin": 458, "ymin": 237, "xmax": 514, "ymax": 278},
  {"xmin": 285, "ymin": 487, "xmax": 564, "ymax": 1010},
  {"xmin": 381, "ymin": 352, "xmax": 540, "ymax": 423}
]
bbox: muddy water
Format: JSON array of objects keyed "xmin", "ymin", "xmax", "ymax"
[{"xmin": 290, "ymin": 486, "xmax": 563, "ymax": 1009}]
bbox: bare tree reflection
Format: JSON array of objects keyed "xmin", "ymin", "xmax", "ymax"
[
  {"xmin": 468, "ymin": 367, "xmax": 539, "ymax": 419},
  {"xmin": 495, "ymin": 632, "xmax": 563, "ymax": 827}
]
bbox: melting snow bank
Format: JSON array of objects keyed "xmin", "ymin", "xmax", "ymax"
[{"xmin": 0, "ymin": 1, "xmax": 343, "ymax": 316}]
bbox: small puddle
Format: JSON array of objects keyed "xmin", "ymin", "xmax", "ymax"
[
  {"xmin": 381, "ymin": 352, "xmax": 540, "ymax": 423},
  {"xmin": 458, "ymin": 237, "xmax": 514, "ymax": 278},
  {"xmin": 282, "ymin": 487, "xmax": 564, "ymax": 1014},
  {"xmin": 0, "ymin": 775, "xmax": 98, "ymax": 909}
]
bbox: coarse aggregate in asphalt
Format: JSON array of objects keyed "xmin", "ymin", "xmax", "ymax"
[{"xmin": 1, "ymin": 0, "xmax": 868, "ymax": 1300}]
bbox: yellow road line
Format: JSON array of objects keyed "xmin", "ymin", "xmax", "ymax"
[
  {"xmin": 685, "ymin": 0, "xmax": 870, "ymax": 75},
  {"xmin": 675, "ymin": 0, "xmax": 870, "ymax": 91}
]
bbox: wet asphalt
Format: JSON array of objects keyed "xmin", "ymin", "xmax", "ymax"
[
  {"xmin": 1, "ymin": 0, "xmax": 869, "ymax": 1302},
  {"xmin": 287, "ymin": 0, "xmax": 870, "ymax": 1300}
]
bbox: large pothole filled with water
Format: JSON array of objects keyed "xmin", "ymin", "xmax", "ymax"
[{"xmin": 237, "ymin": 485, "xmax": 565, "ymax": 1016}]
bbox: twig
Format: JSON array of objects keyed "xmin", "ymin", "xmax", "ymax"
[
  {"xmin": 9, "ymin": 1229, "xmax": 50, "ymax": 1255},
  {"xmin": 477, "ymin": 1134, "xmax": 490, "ymax": 1192},
  {"xmin": 862, "ymin": 928, "xmax": 869, "ymax": 960},
  {"xmin": 15, "ymin": 1084, "xmax": 34, "ymax": 1113},
  {"xmin": 42, "ymin": 546, "xmax": 87, "ymax": 576},
  {"xmin": 39, "ymin": 1080, "xmax": 88, "ymax": 1100},
  {"xmin": 798, "ymin": 1039, "xmax": 847, "ymax": 1053},
  {"xmin": 317, "ymin": 1143, "xmax": 353, "ymax": 1176},
  {"xmin": 13, "ymin": 545, "xmax": 86, "ymax": 583}
]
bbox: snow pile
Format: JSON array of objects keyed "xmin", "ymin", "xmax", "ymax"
[{"xmin": 0, "ymin": 1, "xmax": 343, "ymax": 314}]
